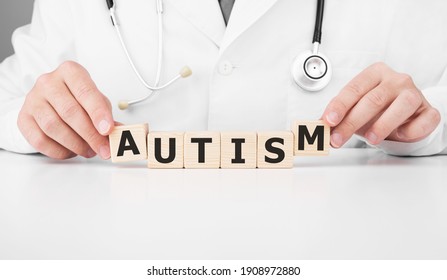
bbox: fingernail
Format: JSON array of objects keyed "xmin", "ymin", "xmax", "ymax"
[
  {"xmin": 98, "ymin": 120, "xmax": 111, "ymax": 135},
  {"xmin": 326, "ymin": 112, "xmax": 339, "ymax": 125},
  {"xmin": 99, "ymin": 145, "xmax": 111, "ymax": 160},
  {"xmin": 87, "ymin": 148, "xmax": 96, "ymax": 158},
  {"xmin": 331, "ymin": 133, "xmax": 343, "ymax": 148},
  {"xmin": 366, "ymin": 132, "xmax": 378, "ymax": 144}
]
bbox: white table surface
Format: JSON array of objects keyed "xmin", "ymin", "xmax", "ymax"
[{"xmin": 0, "ymin": 148, "xmax": 446, "ymax": 259}]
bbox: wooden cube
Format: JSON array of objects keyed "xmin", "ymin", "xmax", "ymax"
[
  {"xmin": 147, "ymin": 132, "xmax": 184, "ymax": 169},
  {"xmin": 109, "ymin": 124, "xmax": 149, "ymax": 163},
  {"xmin": 257, "ymin": 131, "xmax": 294, "ymax": 169},
  {"xmin": 220, "ymin": 132, "xmax": 257, "ymax": 169},
  {"xmin": 184, "ymin": 132, "xmax": 220, "ymax": 168},
  {"xmin": 292, "ymin": 120, "xmax": 330, "ymax": 156}
]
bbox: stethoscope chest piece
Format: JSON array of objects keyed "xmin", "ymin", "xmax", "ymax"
[
  {"xmin": 291, "ymin": 0, "xmax": 331, "ymax": 92},
  {"xmin": 291, "ymin": 50, "xmax": 332, "ymax": 92}
]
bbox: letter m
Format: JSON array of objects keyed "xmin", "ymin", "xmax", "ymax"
[{"xmin": 298, "ymin": 125, "xmax": 325, "ymax": 151}]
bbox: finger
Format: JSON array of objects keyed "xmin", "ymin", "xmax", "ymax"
[
  {"xmin": 32, "ymin": 101, "xmax": 96, "ymax": 158},
  {"xmin": 330, "ymin": 84, "xmax": 395, "ymax": 147},
  {"xmin": 18, "ymin": 112, "xmax": 76, "ymax": 160},
  {"xmin": 363, "ymin": 89, "xmax": 423, "ymax": 145},
  {"xmin": 388, "ymin": 107, "xmax": 441, "ymax": 143},
  {"xmin": 45, "ymin": 82, "xmax": 111, "ymax": 160},
  {"xmin": 322, "ymin": 63, "xmax": 387, "ymax": 126},
  {"xmin": 56, "ymin": 61, "xmax": 114, "ymax": 136}
]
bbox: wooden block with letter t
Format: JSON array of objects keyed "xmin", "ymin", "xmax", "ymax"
[
  {"xmin": 147, "ymin": 132, "xmax": 184, "ymax": 169},
  {"xmin": 292, "ymin": 120, "xmax": 330, "ymax": 156},
  {"xmin": 109, "ymin": 124, "xmax": 149, "ymax": 163},
  {"xmin": 184, "ymin": 132, "xmax": 221, "ymax": 169},
  {"xmin": 220, "ymin": 132, "xmax": 257, "ymax": 169},
  {"xmin": 257, "ymin": 131, "xmax": 294, "ymax": 169}
]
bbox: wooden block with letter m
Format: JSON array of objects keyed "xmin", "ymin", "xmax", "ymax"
[{"xmin": 292, "ymin": 120, "xmax": 330, "ymax": 156}]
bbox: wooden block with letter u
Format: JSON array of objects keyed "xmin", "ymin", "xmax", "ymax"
[
  {"xmin": 184, "ymin": 132, "xmax": 221, "ymax": 169},
  {"xmin": 147, "ymin": 132, "xmax": 184, "ymax": 168},
  {"xmin": 257, "ymin": 131, "xmax": 294, "ymax": 169},
  {"xmin": 292, "ymin": 120, "xmax": 330, "ymax": 156},
  {"xmin": 109, "ymin": 124, "xmax": 149, "ymax": 163}
]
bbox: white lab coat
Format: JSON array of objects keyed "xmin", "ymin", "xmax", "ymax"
[{"xmin": 1, "ymin": 0, "xmax": 447, "ymax": 156}]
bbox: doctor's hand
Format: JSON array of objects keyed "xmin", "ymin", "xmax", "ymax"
[
  {"xmin": 18, "ymin": 61, "xmax": 114, "ymax": 160},
  {"xmin": 322, "ymin": 62, "xmax": 441, "ymax": 148}
]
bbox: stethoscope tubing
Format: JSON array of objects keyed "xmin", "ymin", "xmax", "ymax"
[
  {"xmin": 108, "ymin": 0, "xmax": 331, "ymax": 110},
  {"xmin": 108, "ymin": 0, "xmax": 191, "ymax": 110}
]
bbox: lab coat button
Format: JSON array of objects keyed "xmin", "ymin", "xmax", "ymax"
[{"xmin": 218, "ymin": 61, "xmax": 233, "ymax": 75}]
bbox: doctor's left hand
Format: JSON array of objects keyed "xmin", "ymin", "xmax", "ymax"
[{"xmin": 322, "ymin": 62, "xmax": 441, "ymax": 148}]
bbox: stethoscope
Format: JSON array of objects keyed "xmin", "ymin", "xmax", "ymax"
[
  {"xmin": 106, "ymin": 0, "xmax": 331, "ymax": 110},
  {"xmin": 106, "ymin": 0, "xmax": 192, "ymax": 110},
  {"xmin": 291, "ymin": 0, "xmax": 331, "ymax": 92}
]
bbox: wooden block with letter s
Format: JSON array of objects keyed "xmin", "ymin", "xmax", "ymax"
[
  {"xmin": 109, "ymin": 124, "xmax": 149, "ymax": 163},
  {"xmin": 184, "ymin": 132, "xmax": 221, "ymax": 169},
  {"xmin": 292, "ymin": 120, "xmax": 330, "ymax": 156},
  {"xmin": 147, "ymin": 131, "xmax": 184, "ymax": 169},
  {"xmin": 220, "ymin": 131, "xmax": 257, "ymax": 169},
  {"xmin": 257, "ymin": 131, "xmax": 294, "ymax": 169}
]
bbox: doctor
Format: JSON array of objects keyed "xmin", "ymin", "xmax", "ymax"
[{"xmin": 0, "ymin": 0, "xmax": 446, "ymax": 160}]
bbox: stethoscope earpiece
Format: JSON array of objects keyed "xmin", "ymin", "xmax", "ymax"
[
  {"xmin": 117, "ymin": 66, "xmax": 192, "ymax": 110},
  {"xmin": 109, "ymin": 0, "xmax": 192, "ymax": 110}
]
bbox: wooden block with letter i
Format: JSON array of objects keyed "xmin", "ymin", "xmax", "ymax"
[
  {"xmin": 184, "ymin": 132, "xmax": 220, "ymax": 169},
  {"xmin": 109, "ymin": 124, "xmax": 149, "ymax": 163},
  {"xmin": 292, "ymin": 120, "xmax": 330, "ymax": 156},
  {"xmin": 147, "ymin": 132, "xmax": 184, "ymax": 169},
  {"xmin": 221, "ymin": 132, "xmax": 257, "ymax": 169},
  {"xmin": 257, "ymin": 131, "xmax": 294, "ymax": 169}
]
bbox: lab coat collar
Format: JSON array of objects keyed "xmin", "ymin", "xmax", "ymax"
[
  {"xmin": 168, "ymin": 0, "xmax": 226, "ymax": 48},
  {"xmin": 168, "ymin": 0, "xmax": 279, "ymax": 54},
  {"xmin": 219, "ymin": 0, "xmax": 279, "ymax": 55}
]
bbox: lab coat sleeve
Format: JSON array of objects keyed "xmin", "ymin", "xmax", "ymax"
[{"xmin": 0, "ymin": 0, "xmax": 76, "ymax": 153}]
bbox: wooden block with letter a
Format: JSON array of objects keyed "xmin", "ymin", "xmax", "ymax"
[
  {"xmin": 220, "ymin": 132, "xmax": 257, "ymax": 169},
  {"xmin": 292, "ymin": 120, "xmax": 330, "ymax": 156},
  {"xmin": 109, "ymin": 124, "xmax": 149, "ymax": 163},
  {"xmin": 184, "ymin": 132, "xmax": 221, "ymax": 169},
  {"xmin": 147, "ymin": 132, "xmax": 184, "ymax": 169},
  {"xmin": 257, "ymin": 131, "xmax": 294, "ymax": 169}
]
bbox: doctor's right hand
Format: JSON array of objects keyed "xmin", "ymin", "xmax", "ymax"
[{"xmin": 17, "ymin": 61, "xmax": 114, "ymax": 160}]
